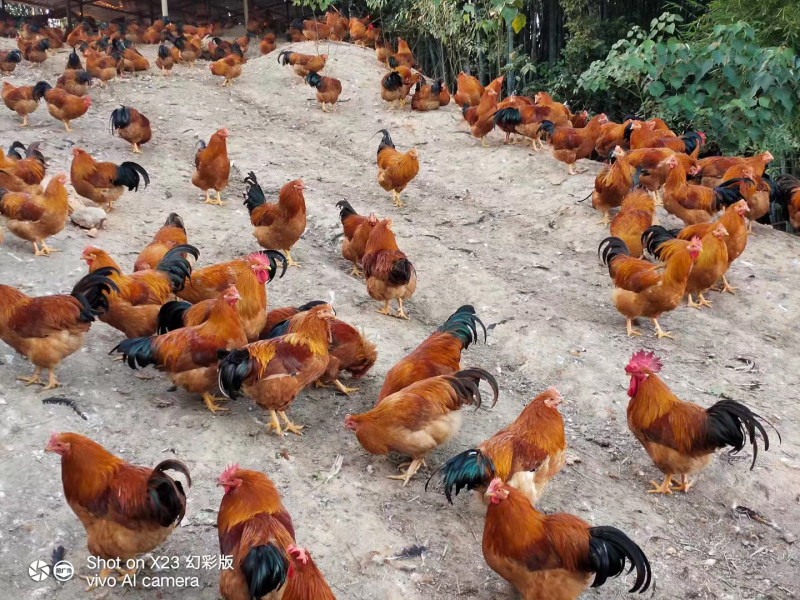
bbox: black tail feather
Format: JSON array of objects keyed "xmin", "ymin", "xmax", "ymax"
[
  {"xmin": 706, "ymin": 399, "xmax": 779, "ymax": 469},
  {"xmin": 388, "ymin": 257, "xmax": 414, "ymax": 286},
  {"xmin": 148, "ymin": 459, "xmax": 191, "ymax": 527},
  {"xmin": 243, "ymin": 171, "xmax": 266, "ymax": 213},
  {"xmin": 598, "ymin": 236, "xmax": 630, "ymax": 273},
  {"xmin": 438, "ymin": 305, "xmax": 486, "ymax": 349},
  {"xmin": 111, "ymin": 336, "xmax": 156, "ymax": 369},
  {"xmin": 218, "ymin": 348, "xmax": 253, "ymax": 399},
  {"xmin": 426, "ymin": 448, "xmax": 495, "ymax": 503},
  {"xmin": 493, "ymin": 107, "xmax": 521, "ymax": 127},
  {"xmin": 241, "ymin": 543, "xmax": 288, "ymax": 598},
  {"xmin": 376, "ymin": 129, "xmax": 395, "ymax": 157},
  {"xmin": 109, "ymin": 105, "xmax": 131, "ymax": 134},
  {"xmin": 588, "ymin": 526, "xmax": 652, "ymax": 593},
  {"xmin": 113, "ymin": 161, "xmax": 150, "ymax": 191},
  {"xmin": 42, "ymin": 396, "xmax": 88, "ymax": 420},
  {"xmin": 447, "ymin": 368, "xmax": 499, "ymax": 409},
  {"xmin": 382, "ymin": 70, "xmax": 403, "ymax": 90},
  {"xmin": 70, "ymin": 266, "xmax": 119, "ymax": 322},
  {"xmin": 641, "ymin": 225, "xmax": 677, "ymax": 260},
  {"xmin": 537, "ymin": 119, "xmax": 555, "ymax": 138},
  {"xmin": 157, "ymin": 300, "xmax": 192, "ymax": 333},
  {"xmin": 155, "ymin": 244, "xmax": 199, "ymax": 293}
]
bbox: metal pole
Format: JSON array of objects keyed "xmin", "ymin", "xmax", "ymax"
[
  {"xmin": 150, "ymin": 0, "xmax": 155, "ymax": 22},
  {"xmin": 243, "ymin": 0, "xmax": 248, "ymax": 26},
  {"xmin": 78, "ymin": 0, "xmax": 83, "ymax": 20},
  {"xmin": 161, "ymin": 0, "xmax": 168, "ymax": 18},
  {"xmin": 65, "ymin": 0, "xmax": 72, "ymax": 29}
]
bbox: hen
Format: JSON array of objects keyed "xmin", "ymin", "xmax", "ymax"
[
  {"xmin": 609, "ymin": 189, "xmax": 655, "ymax": 258},
  {"xmin": 625, "ymin": 350, "xmax": 776, "ymax": 494},
  {"xmin": 337, "ymin": 200, "xmax": 378, "ymax": 276},
  {"xmin": 192, "ymin": 128, "xmax": 230, "ymax": 205},
  {"xmin": 410, "ymin": 79, "xmax": 442, "ymax": 112},
  {"xmin": 32, "ymin": 81, "xmax": 91, "ymax": 132},
  {"xmin": 218, "ymin": 304, "xmax": 336, "ymax": 436},
  {"xmin": 662, "ymin": 155, "xmax": 745, "ymax": 225},
  {"xmin": 0, "ymin": 173, "xmax": 68, "ymax": 256},
  {"xmin": 0, "ymin": 268, "xmax": 117, "ymax": 388},
  {"xmin": 110, "ymin": 106, "xmax": 152, "ymax": 154},
  {"xmin": 375, "ymin": 129, "xmax": 419, "ymax": 207},
  {"xmin": 346, "ymin": 368, "xmax": 498, "ymax": 486},
  {"xmin": 362, "ymin": 218, "xmax": 417, "ymax": 319},
  {"xmin": 483, "ymin": 478, "xmax": 651, "ymax": 600},
  {"xmin": 81, "ymin": 244, "xmax": 198, "ymax": 338},
  {"xmin": 244, "ymin": 173, "xmax": 306, "ymax": 268},
  {"xmin": 155, "ymin": 43, "xmax": 175, "ymax": 75},
  {"xmin": 217, "ymin": 465, "xmax": 294, "ymax": 600},
  {"xmin": 210, "ymin": 48, "xmax": 244, "ymax": 86},
  {"xmin": 453, "ymin": 71, "xmax": 483, "ymax": 107},
  {"xmin": 113, "ymin": 285, "xmax": 247, "ymax": 414},
  {"xmin": 599, "ymin": 235, "xmax": 702, "ymax": 338},
  {"xmin": 591, "ymin": 146, "xmax": 633, "ymax": 225},
  {"xmin": 134, "ymin": 213, "xmax": 188, "ymax": 271},
  {"xmin": 379, "ymin": 305, "xmax": 485, "ymax": 400},
  {"xmin": 538, "ymin": 114, "xmax": 608, "ymax": 175},
  {"xmin": 2, "ymin": 81, "xmax": 39, "ymax": 126},
  {"xmin": 433, "ymin": 387, "xmax": 565, "ymax": 506},
  {"xmin": 46, "ymin": 433, "xmax": 191, "ymax": 584}
]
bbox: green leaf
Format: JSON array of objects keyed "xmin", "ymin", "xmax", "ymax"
[
  {"xmin": 667, "ymin": 37, "xmax": 680, "ymax": 53},
  {"xmin": 665, "ymin": 23, "xmax": 675, "ymax": 34},
  {"xmin": 511, "ymin": 13, "xmax": 526, "ymax": 34},
  {"xmin": 704, "ymin": 80, "xmax": 719, "ymax": 96},
  {"xmin": 500, "ymin": 6, "xmax": 517, "ymax": 25},
  {"xmin": 648, "ymin": 81, "xmax": 665, "ymax": 97},
  {"xmin": 722, "ymin": 65, "xmax": 741, "ymax": 87},
  {"xmin": 758, "ymin": 96, "xmax": 770, "ymax": 108}
]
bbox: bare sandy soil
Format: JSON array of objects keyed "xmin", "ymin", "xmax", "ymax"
[{"xmin": 1, "ymin": 37, "xmax": 799, "ymax": 600}]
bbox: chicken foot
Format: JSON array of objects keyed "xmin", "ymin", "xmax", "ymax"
[
  {"xmin": 202, "ymin": 190, "xmax": 225, "ymax": 206},
  {"xmin": 349, "ymin": 263, "xmax": 363, "ymax": 277},
  {"xmin": 651, "ymin": 318, "xmax": 674, "ymax": 339},
  {"xmin": 283, "ymin": 249, "xmax": 301, "ymax": 268},
  {"xmin": 36, "ymin": 240, "xmax": 60, "ymax": 256},
  {"xmin": 396, "ymin": 298, "xmax": 410, "ymax": 320},
  {"xmin": 671, "ymin": 474, "xmax": 694, "ymax": 493},
  {"xmin": 63, "ymin": 120, "xmax": 72, "ymax": 132},
  {"xmin": 647, "ymin": 473, "xmax": 676, "ymax": 494},
  {"xmin": 202, "ymin": 392, "xmax": 229, "ymax": 414},
  {"xmin": 17, "ymin": 366, "xmax": 43, "ymax": 386},
  {"xmin": 20, "ymin": 114, "xmax": 29, "ymax": 127},
  {"xmin": 625, "ymin": 318, "xmax": 642, "ymax": 337},
  {"xmin": 387, "ymin": 458, "xmax": 424, "ymax": 487},
  {"xmin": 688, "ymin": 292, "xmax": 713, "ymax": 309},
  {"xmin": 131, "ymin": 142, "xmax": 142, "ymax": 154},
  {"xmin": 715, "ymin": 274, "xmax": 737, "ymax": 295},
  {"xmin": 597, "ymin": 211, "xmax": 611, "ymax": 226},
  {"xmin": 392, "ymin": 190, "xmax": 406, "ymax": 207},
  {"xmin": 279, "ymin": 411, "xmax": 304, "ymax": 435},
  {"xmin": 333, "ymin": 379, "xmax": 359, "ymax": 395}
]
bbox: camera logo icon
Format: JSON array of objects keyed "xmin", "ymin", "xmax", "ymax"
[
  {"xmin": 53, "ymin": 561, "xmax": 75, "ymax": 582},
  {"xmin": 28, "ymin": 560, "xmax": 50, "ymax": 582}
]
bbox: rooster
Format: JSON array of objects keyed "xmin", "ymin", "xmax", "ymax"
[
  {"xmin": 625, "ymin": 350, "xmax": 776, "ymax": 494},
  {"xmin": 70, "ymin": 147, "xmax": 149, "ymax": 210},
  {"xmin": 432, "ymin": 387, "xmax": 565, "ymax": 506},
  {"xmin": 32, "ymin": 81, "xmax": 91, "ymax": 132},
  {"xmin": 0, "ymin": 268, "xmax": 118, "ymax": 389},
  {"xmin": 483, "ymin": 478, "xmax": 651, "ymax": 599},
  {"xmin": 346, "ymin": 368, "xmax": 498, "ymax": 486},
  {"xmin": 375, "ymin": 129, "xmax": 419, "ymax": 206},
  {"xmin": 217, "ymin": 465, "xmax": 293, "ymax": 599},
  {"xmin": 336, "ymin": 200, "xmax": 378, "ymax": 277},
  {"xmin": 218, "ymin": 304, "xmax": 336, "ymax": 436},
  {"xmin": 46, "ymin": 433, "xmax": 191, "ymax": 585},
  {"xmin": 662, "ymin": 155, "xmax": 746, "ymax": 225},
  {"xmin": 599, "ymin": 235, "xmax": 702, "ymax": 338},
  {"xmin": 362, "ymin": 219, "xmax": 416, "ymax": 320},
  {"xmin": 110, "ymin": 106, "xmax": 152, "ymax": 154},
  {"xmin": 134, "ymin": 213, "xmax": 187, "ymax": 271},
  {"xmin": 305, "ymin": 72, "xmax": 342, "ymax": 112},
  {"xmin": 56, "ymin": 69, "xmax": 92, "ymax": 96},
  {"xmin": 538, "ymin": 114, "xmax": 608, "ymax": 175},
  {"xmin": 2, "ymin": 81, "xmax": 40, "ymax": 126},
  {"xmin": 609, "ymin": 188, "xmax": 655, "ymax": 258},
  {"xmin": 379, "ymin": 305, "xmax": 485, "ymax": 400},
  {"xmin": 113, "ymin": 285, "xmax": 247, "ymax": 414},
  {"xmin": 0, "ymin": 49, "xmax": 22, "ymax": 73}
]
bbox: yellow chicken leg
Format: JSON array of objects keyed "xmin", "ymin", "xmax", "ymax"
[
  {"xmin": 131, "ymin": 142, "xmax": 141, "ymax": 154},
  {"xmin": 626, "ymin": 318, "xmax": 642, "ymax": 337},
  {"xmin": 278, "ymin": 411, "xmax": 304, "ymax": 435},
  {"xmin": 568, "ymin": 163, "xmax": 577, "ymax": 175},
  {"xmin": 20, "ymin": 115, "xmax": 29, "ymax": 127},
  {"xmin": 671, "ymin": 474, "xmax": 694, "ymax": 493},
  {"xmin": 43, "ymin": 368, "xmax": 60, "ymax": 390},
  {"xmin": 202, "ymin": 392, "xmax": 228, "ymax": 414},
  {"xmin": 63, "ymin": 120, "xmax": 72, "ymax": 132},
  {"xmin": 38, "ymin": 240, "xmax": 60, "ymax": 255},
  {"xmin": 719, "ymin": 275, "xmax": 737, "ymax": 295},
  {"xmin": 597, "ymin": 211, "xmax": 611, "ymax": 226},
  {"xmin": 17, "ymin": 367, "xmax": 43, "ymax": 386},
  {"xmin": 333, "ymin": 380, "xmax": 358, "ymax": 395},
  {"xmin": 647, "ymin": 473, "xmax": 675, "ymax": 494},
  {"xmin": 387, "ymin": 458, "xmax": 423, "ymax": 487},
  {"xmin": 376, "ymin": 300, "xmax": 391, "ymax": 316},
  {"xmin": 651, "ymin": 318, "xmax": 674, "ymax": 339},
  {"xmin": 266, "ymin": 410, "xmax": 283, "ymax": 436},
  {"xmin": 284, "ymin": 249, "xmax": 301, "ymax": 268},
  {"xmin": 395, "ymin": 298, "xmax": 410, "ymax": 320}
]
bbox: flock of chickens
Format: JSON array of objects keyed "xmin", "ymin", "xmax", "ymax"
[{"xmin": 0, "ymin": 10, "xmax": 786, "ymax": 600}]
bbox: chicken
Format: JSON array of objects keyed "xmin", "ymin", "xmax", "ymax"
[
  {"xmin": 599, "ymin": 235, "xmax": 702, "ymax": 338},
  {"xmin": 113, "ymin": 285, "xmax": 247, "ymax": 414},
  {"xmin": 337, "ymin": 200, "xmax": 378, "ymax": 276},
  {"xmin": 625, "ymin": 350, "xmax": 776, "ymax": 494},
  {"xmin": 469, "ymin": 89, "xmax": 499, "ymax": 147},
  {"xmin": 243, "ymin": 173, "xmax": 306, "ymax": 268},
  {"xmin": 626, "ymin": 147, "xmax": 697, "ymax": 200},
  {"xmin": 0, "ymin": 49, "xmax": 22, "ymax": 73},
  {"xmin": 630, "ymin": 123, "xmax": 705, "ymax": 155},
  {"xmin": 438, "ymin": 81, "xmax": 450, "ymax": 106},
  {"xmin": 158, "ymin": 252, "xmax": 286, "ymax": 343},
  {"xmin": 710, "ymin": 199, "xmax": 750, "ymax": 293},
  {"xmin": 491, "ymin": 96, "xmax": 535, "ymax": 143},
  {"xmin": 609, "ymin": 189, "xmax": 655, "ymax": 258},
  {"xmin": 595, "ymin": 119, "xmax": 633, "ymax": 159},
  {"xmin": 84, "ymin": 48, "xmax": 118, "ymax": 86},
  {"xmin": 174, "ymin": 36, "xmax": 201, "ymax": 68},
  {"xmin": 303, "ymin": 19, "xmax": 331, "ymax": 41},
  {"xmin": 410, "ymin": 79, "xmax": 442, "ymax": 112},
  {"xmin": 662, "ymin": 155, "xmax": 746, "ymax": 225},
  {"xmin": 327, "ymin": 11, "xmax": 350, "ymax": 41},
  {"xmin": 66, "ymin": 22, "xmax": 91, "ymax": 47},
  {"xmin": 719, "ymin": 164, "xmax": 770, "ymax": 232},
  {"xmin": 346, "ymin": 368, "xmax": 498, "ymax": 486},
  {"xmin": 375, "ymin": 129, "xmax": 419, "ymax": 207},
  {"xmin": 210, "ymin": 51, "xmax": 243, "ymax": 86},
  {"xmin": 70, "ymin": 148, "xmax": 149, "ymax": 210},
  {"xmin": 774, "ymin": 174, "xmax": 800, "ymax": 232},
  {"xmin": 305, "ymin": 72, "xmax": 342, "ymax": 112},
  {"xmin": 134, "ymin": 213, "xmax": 187, "ymax": 271},
  {"xmin": 21, "ymin": 38, "xmax": 50, "ymax": 64},
  {"xmin": 533, "ymin": 91, "xmax": 570, "ymax": 118},
  {"xmin": 2, "ymin": 81, "xmax": 39, "ymax": 126},
  {"xmin": 2, "ymin": 140, "xmax": 46, "ymax": 185},
  {"xmin": 592, "ymin": 146, "xmax": 633, "ymax": 225},
  {"xmin": 453, "ymin": 71, "xmax": 483, "ymax": 107},
  {"xmin": 153, "ymin": 43, "xmax": 174, "ymax": 75},
  {"xmin": 0, "ymin": 269, "xmax": 117, "ymax": 389},
  {"xmin": 277, "ymin": 51, "xmax": 327, "ymax": 78},
  {"xmin": 112, "ymin": 39, "xmax": 150, "ymax": 72},
  {"xmin": 349, "ymin": 18, "xmax": 368, "ymax": 46},
  {"xmin": 56, "ymin": 69, "xmax": 92, "ymax": 96},
  {"xmin": 46, "ymin": 433, "xmax": 191, "ymax": 584},
  {"xmin": 217, "ymin": 465, "xmax": 294, "ymax": 600},
  {"xmin": 393, "ymin": 37, "xmax": 415, "ymax": 68},
  {"xmin": 31, "ymin": 81, "xmax": 91, "ymax": 132},
  {"xmin": 218, "ymin": 304, "xmax": 336, "ymax": 436},
  {"xmin": 379, "ymin": 305, "xmax": 485, "ymax": 400},
  {"xmin": 110, "ymin": 106, "xmax": 151, "ymax": 154},
  {"xmin": 493, "ymin": 102, "xmax": 570, "ymax": 150},
  {"xmin": 263, "ymin": 304, "xmax": 377, "ymax": 395},
  {"xmin": 81, "ymin": 244, "xmax": 198, "ymax": 338},
  {"xmin": 434, "ymin": 387, "xmax": 565, "ymax": 506},
  {"xmin": 362, "ymin": 218, "xmax": 417, "ymax": 320},
  {"xmin": 645, "ymin": 224, "xmax": 729, "ymax": 309},
  {"xmin": 0, "ymin": 174, "xmax": 68, "ymax": 256},
  {"xmin": 538, "ymin": 113, "xmax": 609, "ymax": 175},
  {"xmin": 695, "ymin": 152, "xmax": 773, "ymax": 188},
  {"xmin": 483, "ymin": 478, "xmax": 651, "ymax": 600},
  {"xmin": 375, "ymin": 38, "xmax": 391, "ymax": 64},
  {"xmin": 380, "ymin": 68, "xmax": 416, "ymax": 109},
  {"xmin": 282, "ymin": 546, "xmax": 336, "ymax": 600},
  {"xmin": 259, "ymin": 33, "xmax": 277, "ymax": 55},
  {"xmin": 192, "ymin": 128, "xmax": 230, "ymax": 205}
]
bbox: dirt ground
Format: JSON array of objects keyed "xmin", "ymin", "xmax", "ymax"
[{"xmin": 1, "ymin": 35, "xmax": 799, "ymax": 600}]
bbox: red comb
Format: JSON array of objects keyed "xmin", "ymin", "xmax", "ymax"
[
  {"xmin": 247, "ymin": 251, "xmax": 269, "ymax": 265},
  {"xmin": 220, "ymin": 462, "xmax": 239, "ymax": 480},
  {"xmin": 626, "ymin": 350, "xmax": 662, "ymax": 374}
]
